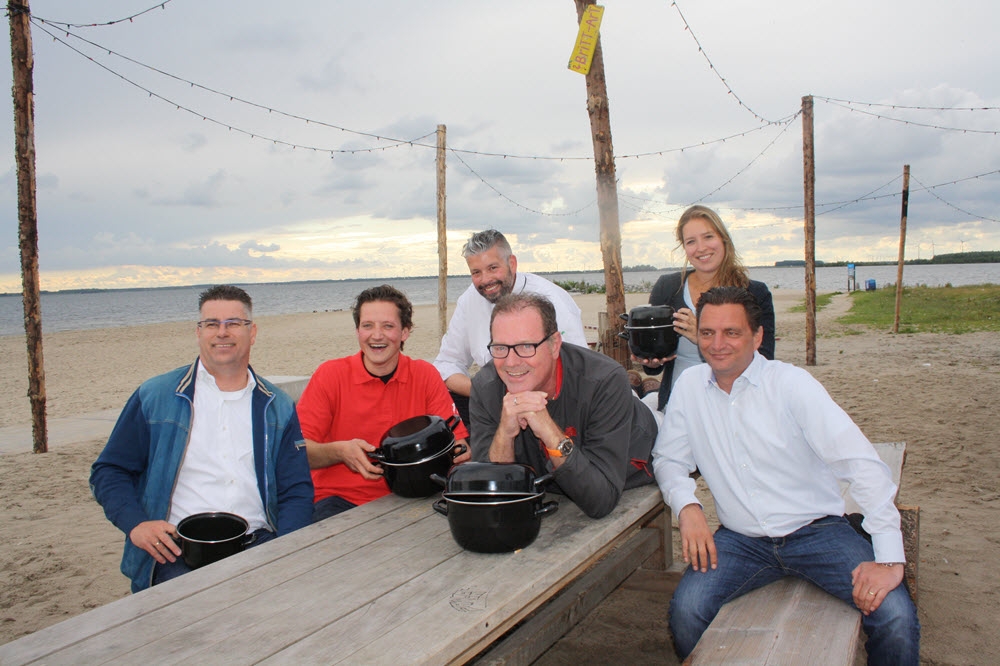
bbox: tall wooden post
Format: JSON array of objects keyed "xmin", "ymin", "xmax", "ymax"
[
  {"xmin": 9, "ymin": 0, "xmax": 48, "ymax": 453},
  {"xmin": 893, "ymin": 165, "xmax": 910, "ymax": 334},
  {"xmin": 573, "ymin": 1, "xmax": 627, "ymax": 366},
  {"xmin": 436, "ymin": 124, "xmax": 448, "ymax": 338},
  {"xmin": 801, "ymin": 95, "xmax": 817, "ymax": 366}
]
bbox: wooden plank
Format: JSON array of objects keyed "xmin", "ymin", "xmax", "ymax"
[
  {"xmin": 127, "ymin": 515, "xmax": 461, "ymax": 665},
  {"xmin": 899, "ymin": 504, "xmax": 920, "ymax": 603},
  {"xmin": 473, "ymin": 526, "xmax": 661, "ymax": 665},
  {"xmin": 641, "ymin": 500, "xmax": 672, "ymax": 571},
  {"xmin": 32, "ymin": 510, "xmax": 454, "ymax": 664},
  {"xmin": 274, "ymin": 486, "xmax": 665, "ymax": 665},
  {"xmin": 685, "ymin": 578, "xmax": 861, "ymax": 665},
  {"xmin": 0, "ymin": 495, "xmax": 427, "ymax": 664}
]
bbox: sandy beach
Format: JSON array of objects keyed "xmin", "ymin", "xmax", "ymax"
[{"xmin": 1, "ymin": 289, "xmax": 998, "ymax": 664}]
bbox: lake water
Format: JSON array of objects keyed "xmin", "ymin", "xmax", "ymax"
[{"xmin": 1, "ymin": 264, "xmax": 997, "ymax": 337}]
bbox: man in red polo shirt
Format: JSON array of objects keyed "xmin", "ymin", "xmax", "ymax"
[{"xmin": 297, "ymin": 284, "xmax": 469, "ymax": 521}]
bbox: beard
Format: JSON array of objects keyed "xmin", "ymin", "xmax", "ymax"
[{"xmin": 478, "ymin": 273, "xmax": 516, "ymax": 303}]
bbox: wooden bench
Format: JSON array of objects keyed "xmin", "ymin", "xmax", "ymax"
[
  {"xmin": 684, "ymin": 442, "xmax": 920, "ymax": 665},
  {"xmin": 0, "ymin": 484, "xmax": 670, "ymax": 665}
]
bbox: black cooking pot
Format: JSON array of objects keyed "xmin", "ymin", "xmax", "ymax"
[
  {"xmin": 176, "ymin": 512, "xmax": 248, "ymax": 569},
  {"xmin": 430, "ymin": 462, "xmax": 551, "ymax": 497},
  {"xmin": 370, "ymin": 414, "xmax": 466, "ymax": 498},
  {"xmin": 618, "ymin": 305, "xmax": 678, "ymax": 359},
  {"xmin": 370, "ymin": 414, "xmax": 461, "ymax": 464},
  {"xmin": 379, "ymin": 441, "xmax": 468, "ymax": 497},
  {"xmin": 433, "ymin": 493, "xmax": 558, "ymax": 553}
]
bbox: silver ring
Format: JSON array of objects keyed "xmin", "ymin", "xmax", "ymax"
[
  {"xmin": 513, "ymin": 397, "xmax": 518, "ymax": 405},
  {"xmin": 155, "ymin": 541, "xmax": 161, "ymax": 546},
  {"xmin": 868, "ymin": 590, "xmax": 875, "ymax": 596}
]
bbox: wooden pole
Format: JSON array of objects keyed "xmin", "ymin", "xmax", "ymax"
[
  {"xmin": 573, "ymin": 1, "xmax": 627, "ymax": 367},
  {"xmin": 893, "ymin": 164, "xmax": 910, "ymax": 334},
  {"xmin": 9, "ymin": 0, "xmax": 48, "ymax": 453},
  {"xmin": 801, "ymin": 95, "xmax": 817, "ymax": 367},
  {"xmin": 436, "ymin": 124, "xmax": 448, "ymax": 338}
]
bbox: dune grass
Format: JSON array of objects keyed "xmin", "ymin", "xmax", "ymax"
[
  {"xmin": 788, "ymin": 291, "xmax": 838, "ymax": 313},
  {"xmin": 839, "ymin": 284, "xmax": 1000, "ymax": 333}
]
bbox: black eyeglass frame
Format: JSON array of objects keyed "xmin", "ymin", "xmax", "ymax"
[{"xmin": 486, "ymin": 332, "xmax": 554, "ymax": 359}]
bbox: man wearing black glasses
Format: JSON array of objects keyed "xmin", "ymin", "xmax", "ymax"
[
  {"xmin": 469, "ymin": 293, "xmax": 657, "ymax": 518},
  {"xmin": 91, "ymin": 285, "xmax": 313, "ymax": 593}
]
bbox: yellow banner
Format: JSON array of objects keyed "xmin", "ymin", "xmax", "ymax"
[{"xmin": 568, "ymin": 4, "xmax": 605, "ymax": 75}]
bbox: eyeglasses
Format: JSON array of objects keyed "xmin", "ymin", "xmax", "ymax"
[
  {"xmin": 197, "ymin": 318, "xmax": 253, "ymax": 331},
  {"xmin": 487, "ymin": 332, "xmax": 554, "ymax": 359}
]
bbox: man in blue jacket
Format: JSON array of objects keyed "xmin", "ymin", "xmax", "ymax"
[{"xmin": 90, "ymin": 285, "xmax": 313, "ymax": 593}]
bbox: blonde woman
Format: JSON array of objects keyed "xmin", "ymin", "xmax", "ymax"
[{"xmin": 640, "ymin": 205, "xmax": 775, "ymax": 410}]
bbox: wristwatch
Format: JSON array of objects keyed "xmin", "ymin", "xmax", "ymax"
[{"xmin": 546, "ymin": 437, "xmax": 575, "ymax": 458}]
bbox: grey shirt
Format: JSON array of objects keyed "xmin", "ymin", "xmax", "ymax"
[{"xmin": 470, "ymin": 343, "xmax": 657, "ymax": 518}]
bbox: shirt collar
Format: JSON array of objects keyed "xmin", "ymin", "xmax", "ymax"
[
  {"xmin": 513, "ymin": 271, "xmax": 527, "ymax": 294},
  {"xmin": 349, "ymin": 350, "xmax": 408, "ymax": 384},
  {"xmin": 196, "ymin": 361, "xmax": 256, "ymax": 397},
  {"xmin": 706, "ymin": 351, "xmax": 765, "ymax": 391}
]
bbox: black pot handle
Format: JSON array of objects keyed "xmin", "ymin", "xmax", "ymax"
[
  {"xmin": 619, "ymin": 312, "xmax": 629, "ymax": 322},
  {"xmin": 533, "ymin": 472, "xmax": 553, "ymax": 489},
  {"xmin": 617, "ymin": 331, "xmax": 629, "ymax": 341},
  {"xmin": 432, "ymin": 498, "xmax": 449, "ymax": 516},
  {"xmin": 451, "ymin": 442, "xmax": 468, "ymax": 459},
  {"xmin": 367, "ymin": 448, "xmax": 387, "ymax": 462},
  {"xmin": 445, "ymin": 414, "xmax": 461, "ymax": 432},
  {"xmin": 430, "ymin": 473, "xmax": 448, "ymax": 488},
  {"xmin": 536, "ymin": 500, "xmax": 559, "ymax": 517}
]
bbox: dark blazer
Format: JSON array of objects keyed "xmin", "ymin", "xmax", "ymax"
[{"xmin": 646, "ymin": 270, "xmax": 775, "ymax": 410}]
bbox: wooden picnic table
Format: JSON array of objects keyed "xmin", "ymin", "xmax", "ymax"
[{"xmin": 1, "ymin": 485, "xmax": 669, "ymax": 665}]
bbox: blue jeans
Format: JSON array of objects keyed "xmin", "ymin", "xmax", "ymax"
[
  {"xmin": 669, "ymin": 516, "xmax": 919, "ymax": 665},
  {"xmin": 311, "ymin": 495, "xmax": 357, "ymax": 523},
  {"xmin": 152, "ymin": 528, "xmax": 276, "ymax": 586}
]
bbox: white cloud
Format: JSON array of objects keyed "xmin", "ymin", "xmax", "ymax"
[{"xmin": 1, "ymin": 0, "xmax": 997, "ymax": 292}]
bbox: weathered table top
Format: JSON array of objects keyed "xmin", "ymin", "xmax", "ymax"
[{"xmin": 1, "ymin": 485, "xmax": 665, "ymax": 665}]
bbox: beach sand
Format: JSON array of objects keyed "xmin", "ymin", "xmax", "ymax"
[{"xmin": 1, "ymin": 290, "xmax": 998, "ymax": 664}]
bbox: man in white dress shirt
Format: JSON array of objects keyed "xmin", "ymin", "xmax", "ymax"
[
  {"xmin": 652, "ymin": 286, "xmax": 918, "ymax": 664},
  {"xmin": 433, "ymin": 229, "xmax": 587, "ymax": 429}
]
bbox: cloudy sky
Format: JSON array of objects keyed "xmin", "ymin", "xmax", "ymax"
[{"xmin": 1, "ymin": 0, "xmax": 998, "ymax": 292}]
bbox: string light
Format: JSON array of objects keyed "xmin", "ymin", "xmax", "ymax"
[
  {"xmin": 34, "ymin": 18, "xmax": 798, "ymax": 163},
  {"xmin": 911, "ymin": 175, "xmax": 1000, "ymax": 223},
  {"xmin": 617, "ymin": 114, "xmax": 800, "ymax": 220},
  {"xmin": 449, "ymin": 150, "xmax": 596, "ymax": 217},
  {"xmin": 819, "ymin": 98, "xmax": 1000, "ymax": 135},
  {"xmin": 33, "ymin": 1, "xmax": 172, "ymax": 28},
  {"xmin": 31, "ymin": 19, "xmax": 436, "ymax": 155},
  {"xmin": 619, "ymin": 168, "xmax": 1000, "ymax": 227},
  {"xmin": 815, "ymin": 96, "xmax": 1000, "ymax": 113},
  {"xmin": 686, "ymin": 114, "xmax": 799, "ymax": 205},
  {"xmin": 669, "ymin": 0, "xmax": 778, "ymax": 125}
]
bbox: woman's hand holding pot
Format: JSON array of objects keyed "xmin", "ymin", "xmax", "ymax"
[
  {"xmin": 631, "ymin": 353, "xmax": 678, "ymax": 368},
  {"xmin": 672, "ymin": 307, "xmax": 698, "ymax": 344}
]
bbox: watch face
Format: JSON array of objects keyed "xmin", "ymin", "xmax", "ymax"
[{"xmin": 558, "ymin": 438, "xmax": 574, "ymax": 455}]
